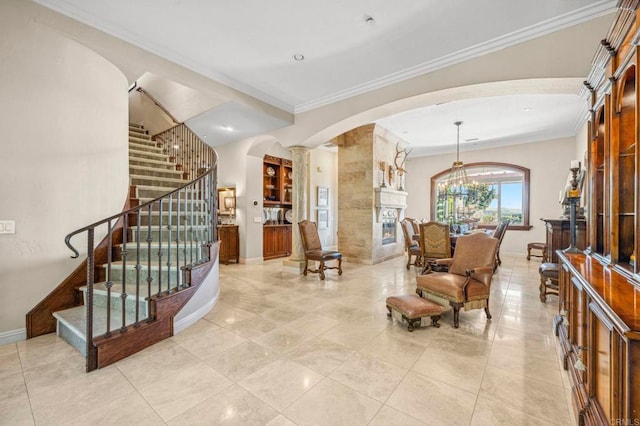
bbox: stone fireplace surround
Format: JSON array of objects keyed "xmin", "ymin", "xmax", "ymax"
[{"xmin": 337, "ymin": 124, "xmax": 409, "ymax": 264}]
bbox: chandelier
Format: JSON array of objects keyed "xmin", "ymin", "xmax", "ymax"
[{"xmin": 438, "ymin": 121, "xmax": 472, "ymax": 199}]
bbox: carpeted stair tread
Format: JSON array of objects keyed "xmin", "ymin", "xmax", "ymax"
[
  {"xmin": 129, "ymin": 169, "xmax": 183, "ymax": 181},
  {"xmin": 129, "ymin": 158, "xmax": 176, "ymax": 169},
  {"xmin": 129, "ymin": 149, "xmax": 170, "ymax": 161},
  {"xmin": 54, "ymin": 304, "xmax": 145, "ymax": 355},
  {"xmin": 130, "ymin": 176, "xmax": 189, "ymax": 190},
  {"xmin": 129, "ymin": 142, "xmax": 164, "ymax": 153},
  {"xmin": 129, "ymin": 135, "xmax": 156, "ymax": 146}
]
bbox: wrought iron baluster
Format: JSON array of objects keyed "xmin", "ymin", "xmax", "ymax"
[
  {"xmin": 135, "ymin": 208, "xmax": 141, "ymax": 324},
  {"xmin": 157, "ymin": 199, "xmax": 163, "ymax": 296},
  {"xmin": 183, "ymin": 186, "xmax": 189, "ymax": 286},
  {"xmin": 167, "ymin": 194, "xmax": 173, "ymax": 293},
  {"xmin": 86, "ymin": 228, "xmax": 96, "ymax": 372},
  {"xmin": 120, "ymin": 214, "xmax": 128, "ymax": 332},
  {"xmin": 105, "ymin": 220, "xmax": 113, "ymax": 336},
  {"xmin": 195, "ymin": 178, "xmax": 201, "ymax": 263},
  {"xmin": 190, "ymin": 181, "xmax": 195, "ymax": 265},
  {"xmin": 176, "ymin": 190, "xmax": 182, "ymax": 290},
  {"xmin": 146, "ymin": 203, "xmax": 153, "ymax": 304}
]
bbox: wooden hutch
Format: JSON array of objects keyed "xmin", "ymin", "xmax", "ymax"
[
  {"xmin": 263, "ymin": 155, "xmax": 293, "ymax": 260},
  {"xmin": 555, "ymin": 2, "xmax": 640, "ymax": 424}
]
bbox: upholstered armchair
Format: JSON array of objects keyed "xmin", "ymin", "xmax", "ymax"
[
  {"xmin": 418, "ymin": 221, "xmax": 451, "ymax": 274},
  {"xmin": 415, "ymin": 232, "xmax": 499, "ymax": 328},
  {"xmin": 401, "ymin": 218, "xmax": 422, "ymax": 270},
  {"xmin": 298, "ymin": 220, "xmax": 342, "ymax": 280},
  {"xmin": 492, "ymin": 219, "xmax": 510, "ymax": 271}
]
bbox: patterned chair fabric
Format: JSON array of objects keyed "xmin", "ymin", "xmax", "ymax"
[
  {"xmin": 298, "ymin": 220, "xmax": 342, "ymax": 280},
  {"xmin": 418, "ymin": 221, "xmax": 451, "ymax": 273},
  {"xmin": 416, "ymin": 232, "xmax": 499, "ymax": 328},
  {"xmin": 401, "ymin": 218, "xmax": 422, "ymax": 270}
]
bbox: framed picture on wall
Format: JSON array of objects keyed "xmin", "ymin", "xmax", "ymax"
[
  {"xmin": 317, "ymin": 186, "xmax": 329, "ymax": 207},
  {"xmin": 317, "ymin": 209, "xmax": 329, "ymax": 230}
]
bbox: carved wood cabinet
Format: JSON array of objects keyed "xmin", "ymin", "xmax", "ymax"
[
  {"xmin": 556, "ymin": 4, "xmax": 640, "ymax": 424},
  {"xmin": 263, "ymin": 155, "xmax": 293, "ymax": 260},
  {"xmin": 556, "ymin": 252, "xmax": 640, "ymax": 424},
  {"xmin": 217, "ymin": 225, "xmax": 239, "ymax": 264},
  {"xmin": 263, "ymin": 225, "xmax": 292, "ymax": 260}
]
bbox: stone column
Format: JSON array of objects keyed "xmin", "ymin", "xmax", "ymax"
[{"xmin": 288, "ymin": 146, "xmax": 309, "ymax": 263}]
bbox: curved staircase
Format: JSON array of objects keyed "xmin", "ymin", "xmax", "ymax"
[{"xmin": 27, "ymin": 122, "xmax": 218, "ymax": 371}]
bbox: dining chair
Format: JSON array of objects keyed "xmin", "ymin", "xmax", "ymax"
[
  {"xmin": 492, "ymin": 219, "xmax": 510, "ymax": 271},
  {"xmin": 418, "ymin": 221, "xmax": 451, "ymax": 274},
  {"xmin": 298, "ymin": 220, "xmax": 342, "ymax": 280},
  {"xmin": 400, "ymin": 218, "xmax": 422, "ymax": 270}
]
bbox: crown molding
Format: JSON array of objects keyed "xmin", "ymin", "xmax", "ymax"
[
  {"xmin": 33, "ymin": 0, "xmax": 296, "ymax": 113},
  {"xmin": 294, "ymin": 1, "xmax": 617, "ymax": 113},
  {"xmin": 35, "ymin": 0, "xmax": 616, "ymax": 116}
]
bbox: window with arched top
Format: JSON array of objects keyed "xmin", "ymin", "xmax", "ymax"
[{"xmin": 430, "ymin": 162, "xmax": 531, "ymax": 230}]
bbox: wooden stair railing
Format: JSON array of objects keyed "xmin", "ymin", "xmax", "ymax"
[{"xmin": 26, "ymin": 121, "xmax": 218, "ymax": 372}]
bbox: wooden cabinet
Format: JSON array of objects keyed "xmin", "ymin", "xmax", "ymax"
[
  {"xmin": 556, "ymin": 252, "xmax": 640, "ymax": 425},
  {"xmin": 263, "ymin": 225, "xmax": 292, "ymax": 260},
  {"xmin": 542, "ymin": 218, "xmax": 587, "ymax": 263},
  {"xmin": 217, "ymin": 225, "xmax": 239, "ymax": 264},
  {"xmin": 557, "ymin": 4, "xmax": 640, "ymax": 424},
  {"xmin": 584, "ymin": 7, "xmax": 639, "ymax": 276},
  {"xmin": 263, "ymin": 155, "xmax": 293, "ymax": 260},
  {"xmin": 263, "ymin": 155, "xmax": 293, "ymax": 206}
]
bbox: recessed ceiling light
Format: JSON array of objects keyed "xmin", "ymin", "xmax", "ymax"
[
  {"xmin": 220, "ymin": 125, "xmax": 234, "ymax": 132},
  {"xmin": 364, "ymin": 15, "xmax": 375, "ymax": 25},
  {"xmin": 293, "ymin": 54, "xmax": 305, "ymax": 61},
  {"xmin": 523, "ymin": 107, "xmax": 532, "ymax": 112}
]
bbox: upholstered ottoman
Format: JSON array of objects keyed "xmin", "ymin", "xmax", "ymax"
[
  {"xmin": 539, "ymin": 262, "xmax": 559, "ymax": 302},
  {"xmin": 386, "ymin": 294, "xmax": 444, "ymax": 331}
]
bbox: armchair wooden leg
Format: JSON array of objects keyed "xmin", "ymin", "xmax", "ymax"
[
  {"xmin": 319, "ymin": 261, "xmax": 326, "ymax": 280},
  {"xmin": 406, "ymin": 255, "xmax": 411, "ymax": 270},
  {"xmin": 386, "ymin": 305, "xmax": 392, "ymax": 317},
  {"xmin": 450, "ymin": 302, "xmax": 462, "ymax": 328},
  {"xmin": 484, "ymin": 306, "xmax": 492, "ymax": 320},
  {"xmin": 303, "ymin": 259, "xmax": 308, "ymax": 276},
  {"xmin": 337, "ymin": 258, "xmax": 342, "ymax": 275}
]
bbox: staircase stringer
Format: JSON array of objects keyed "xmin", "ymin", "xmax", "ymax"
[{"xmin": 92, "ymin": 242, "xmax": 219, "ymax": 369}]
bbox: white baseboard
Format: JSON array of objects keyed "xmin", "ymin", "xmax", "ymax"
[
  {"xmin": 174, "ymin": 286, "xmax": 220, "ymax": 335},
  {"xmin": 0, "ymin": 328, "xmax": 26, "ymax": 346}
]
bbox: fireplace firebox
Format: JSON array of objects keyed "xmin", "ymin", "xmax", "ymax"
[{"xmin": 381, "ymin": 209, "xmax": 397, "ymax": 245}]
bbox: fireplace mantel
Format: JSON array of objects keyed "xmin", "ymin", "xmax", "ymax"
[{"xmin": 374, "ymin": 188, "xmax": 407, "ymax": 222}]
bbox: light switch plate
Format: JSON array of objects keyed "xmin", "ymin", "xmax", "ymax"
[{"xmin": 0, "ymin": 220, "xmax": 15, "ymax": 234}]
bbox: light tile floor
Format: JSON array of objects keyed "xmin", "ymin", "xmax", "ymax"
[{"xmin": 0, "ymin": 254, "xmax": 575, "ymax": 425}]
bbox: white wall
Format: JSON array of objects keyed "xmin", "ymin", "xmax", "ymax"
[
  {"xmin": 309, "ymin": 149, "xmax": 339, "ymax": 249},
  {"xmin": 404, "ymin": 137, "xmax": 576, "ymax": 255},
  {"xmin": 0, "ymin": 2, "xmax": 129, "ymax": 337}
]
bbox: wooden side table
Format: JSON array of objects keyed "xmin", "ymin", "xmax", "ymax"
[{"xmin": 218, "ymin": 225, "xmax": 239, "ymax": 264}]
